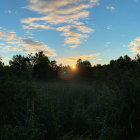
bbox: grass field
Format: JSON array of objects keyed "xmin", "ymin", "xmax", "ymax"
[{"xmin": 0, "ymin": 78, "xmax": 139, "ymax": 140}]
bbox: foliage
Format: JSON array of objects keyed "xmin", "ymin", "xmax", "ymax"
[{"xmin": 0, "ymin": 52, "xmax": 140, "ymax": 140}]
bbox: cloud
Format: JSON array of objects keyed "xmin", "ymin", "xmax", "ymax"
[
  {"xmin": 135, "ymin": 0, "xmax": 139, "ymax": 2},
  {"xmin": 24, "ymin": 0, "xmax": 99, "ymax": 15},
  {"xmin": 5, "ymin": 10, "xmax": 17, "ymax": 14},
  {"xmin": 56, "ymin": 25, "xmax": 92, "ymax": 45},
  {"xmin": 106, "ymin": 6, "xmax": 115, "ymax": 11},
  {"xmin": 21, "ymin": 0, "xmax": 99, "ymax": 47},
  {"xmin": 77, "ymin": 25, "xmax": 93, "ymax": 33},
  {"xmin": 0, "ymin": 31, "xmax": 17, "ymax": 41},
  {"xmin": 0, "ymin": 29, "xmax": 56, "ymax": 56},
  {"xmin": 25, "ymin": 31, "xmax": 33, "ymax": 36},
  {"xmin": 21, "ymin": 11, "xmax": 88, "ymax": 27},
  {"xmin": 106, "ymin": 25, "xmax": 112, "ymax": 30},
  {"xmin": 69, "ymin": 45, "xmax": 79, "ymax": 48},
  {"xmin": 65, "ymin": 37, "xmax": 81, "ymax": 44},
  {"xmin": 105, "ymin": 42, "xmax": 111, "ymax": 47},
  {"xmin": 0, "ymin": 56, "xmax": 8, "ymax": 59},
  {"xmin": 22, "ymin": 19, "xmax": 52, "ymax": 30},
  {"xmin": 129, "ymin": 37, "xmax": 140, "ymax": 54},
  {"xmin": 0, "ymin": 43, "xmax": 4, "ymax": 46},
  {"xmin": 97, "ymin": 58, "xmax": 102, "ymax": 61},
  {"xmin": 5, "ymin": 10, "xmax": 12, "ymax": 14},
  {"xmin": 56, "ymin": 53, "xmax": 99, "ymax": 61},
  {"xmin": 1, "ymin": 45, "xmax": 23, "ymax": 52},
  {"xmin": 22, "ymin": 39, "xmax": 56, "ymax": 56},
  {"xmin": 61, "ymin": 31, "xmax": 88, "ymax": 38}
]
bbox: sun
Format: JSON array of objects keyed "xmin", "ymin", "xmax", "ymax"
[{"xmin": 72, "ymin": 65, "xmax": 76, "ymax": 70}]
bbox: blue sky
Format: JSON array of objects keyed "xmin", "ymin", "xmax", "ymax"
[{"xmin": 0, "ymin": 0, "xmax": 140, "ymax": 65}]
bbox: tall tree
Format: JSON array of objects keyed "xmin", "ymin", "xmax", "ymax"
[
  {"xmin": 9, "ymin": 55, "xmax": 32, "ymax": 78},
  {"xmin": 32, "ymin": 52, "xmax": 58, "ymax": 81},
  {"xmin": 76, "ymin": 59, "xmax": 92, "ymax": 79}
]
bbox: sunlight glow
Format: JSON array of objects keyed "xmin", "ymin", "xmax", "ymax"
[{"xmin": 72, "ymin": 65, "xmax": 76, "ymax": 70}]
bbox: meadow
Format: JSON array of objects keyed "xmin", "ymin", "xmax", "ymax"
[{"xmin": 0, "ymin": 52, "xmax": 140, "ymax": 140}]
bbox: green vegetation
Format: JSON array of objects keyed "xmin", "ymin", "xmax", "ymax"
[{"xmin": 0, "ymin": 52, "xmax": 140, "ymax": 140}]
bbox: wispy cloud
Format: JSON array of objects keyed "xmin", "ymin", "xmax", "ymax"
[
  {"xmin": 65, "ymin": 37, "xmax": 81, "ymax": 44},
  {"xmin": 22, "ymin": 38, "xmax": 56, "ymax": 56},
  {"xmin": 5, "ymin": 10, "xmax": 17, "ymax": 14},
  {"xmin": 106, "ymin": 25, "xmax": 112, "ymax": 30},
  {"xmin": 24, "ymin": 0, "xmax": 99, "ymax": 14},
  {"xmin": 106, "ymin": 6, "xmax": 115, "ymax": 11},
  {"xmin": 56, "ymin": 53, "xmax": 99, "ymax": 61},
  {"xmin": 97, "ymin": 58, "xmax": 102, "ymax": 61},
  {"xmin": 129, "ymin": 37, "xmax": 140, "ymax": 54},
  {"xmin": 21, "ymin": 0, "xmax": 99, "ymax": 48},
  {"xmin": 0, "ymin": 43, "xmax": 4, "ymax": 46},
  {"xmin": 0, "ymin": 31, "xmax": 17, "ymax": 41},
  {"xmin": 57, "ymin": 25, "xmax": 92, "ymax": 45},
  {"xmin": 69, "ymin": 45, "xmax": 79, "ymax": 48},
  {"xmin": 0, "ymin": 56, "xmax": 8, "ymax": 59},
  {"xmin": 5, "ymin": 10, "xmax": 12, "ymax": 14},
  {"xmin": 105, "ymin": 42, "xmax": 111, "ymax": 47},
  {"xmin": 25, "ymin": 31, "xmax": 33, "ymax": 36},
  {"xmin": 0, "ymin": 29, "xmax": 56, "ymax": 56}
]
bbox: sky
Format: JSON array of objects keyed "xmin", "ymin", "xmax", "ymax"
[{"xmin": 0, "ymin": 0, "xmax": 140, "ymax": 66}]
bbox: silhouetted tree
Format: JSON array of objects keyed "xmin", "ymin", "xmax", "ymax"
[
  {"xmin": 9, "ymin": 55, "xmax": 32, "ymax": 78},
  {"xmin": 0, "ymin": 58, "xmax": 4, "ymax": 66},
  {"xmin": 32, "ymin": 52, "xmax": 58, "ymax": 81},
  {"xmin": 0, "ymin": 58, "xmax": 4, "ymax": 76},
  {"xmin": 76, "ymin": 59, "xmax": 92, "ymax": 79}
]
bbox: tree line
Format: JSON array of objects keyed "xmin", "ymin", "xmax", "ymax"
[{"xmin": 0, "ymin": 51, "xmax": 140, "ymax": 82}]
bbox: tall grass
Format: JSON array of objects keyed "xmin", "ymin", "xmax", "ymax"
[{"xmin": 0, "ymin": 79, "xmax": 140, "ymax": 140}]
